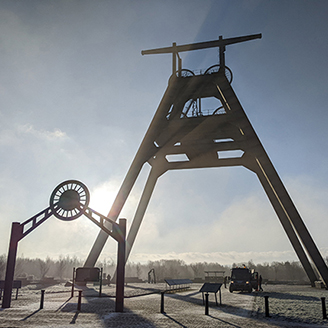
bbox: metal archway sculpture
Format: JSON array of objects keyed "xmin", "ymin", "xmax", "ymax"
[{"xmin": 2, "ymin": 180, "xmax": 126, "ymax": 312}]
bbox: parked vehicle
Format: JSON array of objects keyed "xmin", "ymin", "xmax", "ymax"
[{"xmin": 229, "ymin": 267, "xmax": 258, "ymax": 293}]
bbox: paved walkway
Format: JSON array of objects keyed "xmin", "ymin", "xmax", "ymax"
[{"xmin": 0, "ymin": 283, "xmax": 327, "ymax": 327}]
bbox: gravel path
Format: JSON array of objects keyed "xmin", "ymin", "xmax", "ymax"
[{"xmin": 1, "ymin": 283, "xmax": 328, "ymax": 327}]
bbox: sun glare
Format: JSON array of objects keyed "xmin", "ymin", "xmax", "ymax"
[{"xmin": 89, "ymin": 181, "xmax": 119, "ymax": 216}]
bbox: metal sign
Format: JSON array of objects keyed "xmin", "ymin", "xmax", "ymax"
[
  {"xmin": 200, "ymin": 282, "xmax": 222, "ymax": 306},
  {"xmin": 199, "ymin": 283, "xmax": 222, "ymax": 294},
  {"xmin": 75, "ymin": 267, "xmax": 100, "ymax": 282}
]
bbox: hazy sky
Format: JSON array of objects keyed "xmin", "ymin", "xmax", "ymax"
[{"xmin": 1, "ymin": 0, "xmax": 328, "ymax": 266}]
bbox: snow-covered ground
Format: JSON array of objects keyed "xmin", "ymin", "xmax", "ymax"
[
  {"xmin": 1, "ymin": 283, "xmax": 328, "ymax": 327},
  {"xmin": 253, "ymin": 284, "xmax": 328, "ymax": 327}
]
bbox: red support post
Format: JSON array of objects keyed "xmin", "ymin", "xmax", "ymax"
[
  {"xmin": 2, "ymin": 222, "xmax": 23, "ymax": 308},
  {"xmin": 115, "ymin": 218, "xmax": 126, "ymax": 312}
]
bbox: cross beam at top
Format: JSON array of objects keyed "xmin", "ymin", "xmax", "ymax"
[{"xmin": 141, "ymin": 33, "xmax": 262, "ymax": 75}]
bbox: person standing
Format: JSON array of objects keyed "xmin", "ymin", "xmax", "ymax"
[
  {"xmin": 259, "ymin": 275, "xmax": 263, "ymax": 291},
  {"xmin": 107, "ymin": 274, "xmax": 111, "ymax": 286}
]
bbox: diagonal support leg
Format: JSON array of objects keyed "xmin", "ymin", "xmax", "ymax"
[
  {"xmin": 125, "ymin": 167, "xmax": 161, "ymax": 262},
  {"xmin": 84, "ymin": 79, "xmax": 179, "ymax": 268},
  {"xmin": 244, "ymin": 156, "xmax": 318, "ymax": 285},
  {"xmin": 84, "ymin": 155, "xmax": 148, "ymax": 267},
  {"xmin": 217, "ymin": 77, "xmax": 328, "ymax": 287},
  {"xmin": 254, "ymin": 156, "xmax": 328, "ymax": 286}
]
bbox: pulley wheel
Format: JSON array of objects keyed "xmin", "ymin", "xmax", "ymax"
[
  {"xmin": 204, "ymin": 64, "xmax": 233, "ymax": 83},
  {"xmin": 49, "ymin": 180, "xmax": 90, "ymax": 221}
]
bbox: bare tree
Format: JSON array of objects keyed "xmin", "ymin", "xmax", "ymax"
[
  {"xmin": 56, "ymin": 255, "xmax": 67, "ymax": 280},
  {"xmin": 38, "ymin": 257, "xmax": 51, "ymax": 279},
  {"xmin": 136, "ymin": 262, "xmax": 141, "ymax": 278},
  {"xmin": 190, "ymin": 262, "xmax": 205, "ymax": 278},
  {"xmin": 0, "ymin": 254, "xmax": 311, "ymax": 285},
  {"xmin": 0, "ymin": 254, "xmax": 6, "ymax": 280},
  {"xmin": 14, "ymin": 257, "xmax": 26, "ymax": 278}
]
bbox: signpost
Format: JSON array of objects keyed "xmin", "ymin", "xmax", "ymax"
[{"xmin": 200, "ymin": 283, "xmax": 222, "ymax": 307}]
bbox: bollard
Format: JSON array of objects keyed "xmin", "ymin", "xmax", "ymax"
[
  {"xmin": 77, "ymin": 290, "xmax": 82, "ymax": 311},
  {"xmin": 160, "ymin": 292, "xmax": 165, "ymax": 313},
  {"xmin": 205, "ymin": 293, "xmax": 209, "ymax": 315},
  {"xmin": 71, "ymin": 268, "xmax": 75, "ymax": 298},
  {"xmin": 71, "ymin": 282, "xmax": 74, "ymax": 298},
  {"xmin": 264, "ymin": 295, "xmax": 270, "ymax": 317},
  {"xmin": 219, "ymin": 288, "xmax": 222, "ymax": 306},
  {"xmin": 322, "ymin": 297, "xmax": 327, "ymax": 319},
  {"xmin": 40, "ymin": 290, "xmax": 45, "ymax": 309}
]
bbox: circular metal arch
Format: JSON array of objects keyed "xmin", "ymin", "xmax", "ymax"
[
  {"xmin": 49, "ymin": 180, "xmax": 90, "ymax": 221},
  {"xmin": 176, "ymin": 69, "xmax": 195, "ymax": 77},
  {"xmin": 204, "ymin": 64, "xmax": 233, "ymax": 84}
]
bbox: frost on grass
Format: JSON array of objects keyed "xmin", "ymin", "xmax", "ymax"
[{"xmin": 253, "ymin": 284, "xmax": 328, "ymax": 326}]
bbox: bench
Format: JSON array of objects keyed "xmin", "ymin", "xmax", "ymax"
[
  {"xmin": 164, "ymin": 279, "xmax": 192, "ymax": 292},
  {"xmin": 125, "ymin": 277, "xmax": 143, "ymax": 284},
  {"xmin": 204, "ymin": 271, "xmax": 225, "ymax": 283},
  {"xmin": 0, "ymin": 280, "xmax": 22, "ymax": 300}
]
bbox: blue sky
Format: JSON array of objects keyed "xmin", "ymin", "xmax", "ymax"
[{"xmin": 1, "ymin": 0, "xmax": 328, "ymax": 265}]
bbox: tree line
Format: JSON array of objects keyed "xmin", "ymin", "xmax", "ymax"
[{"xmin": 0, "ymin": 254, "xmax": 322, "ymax": 283}]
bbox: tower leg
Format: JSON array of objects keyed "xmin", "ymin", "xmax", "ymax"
[
  {"xmin": 84, "ymin": 80, "xmax": 179, "ymax": 268},
  {"xmin": 245, "ymin": 157, "xmax": 317, "ymax": 285},
  {"xmin": 84, "ymin": 156, "xmax": 146, "ymax": 267},
  {"xmin": 125, "ymin": 168, "xmax": 160, "ymax": 262},
  {"xmin": 218, "ymin": 78, "xmax": 328, "ymax": 287},
  {"xmin": 254, "ymin": 156, "xmax": 328, "ymax": 286}
]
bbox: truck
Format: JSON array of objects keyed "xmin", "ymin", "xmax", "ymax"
[{"xmin": 229, "ymin": 267, "xmax": 258, "ymax": 293}]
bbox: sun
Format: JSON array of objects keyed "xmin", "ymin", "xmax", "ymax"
[{"xmin": 89, "ymin": 181, "xmax": 119, "ymax": 216}]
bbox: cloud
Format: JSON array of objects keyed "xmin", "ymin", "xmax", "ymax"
[
  {"xmin": 18, "ymin": 124, "xmax": 67, "ymax": 140},
  {"xmin": 127, "ymin": 172, "xmax": 328, "ymax": 266},
  {"xmin": 132, "ymin": 190, "xmax": 288, "ymax": 253},
  {"xmin": 282, "ymin": 176, "xmax": 328, "ymax": 248},
  {"xmin": 5, "ymin": 173, "xmax": 328, "ymax": 269},
  {"xmin": 0, "ymin": 124, "xmax": 67, "ymax": 149},
  {"xmin": 128, "ymin": 250, "xmax": 298, "ymax": 265}
]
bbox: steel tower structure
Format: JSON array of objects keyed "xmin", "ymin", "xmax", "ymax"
[{"xmin": 84, "ymin": 34, "xmax": 328, "ymax": 287}]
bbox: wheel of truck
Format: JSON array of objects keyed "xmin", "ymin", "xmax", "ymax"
[
  {"xmin": 229, "ymin": 285, "xmax": 233, "ymax": 293},
  {"xmin": 248, "ymin": 286, "xmax": 252, "ymax": 293}
]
